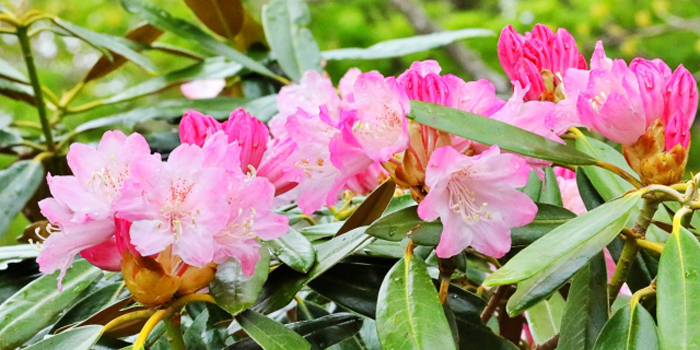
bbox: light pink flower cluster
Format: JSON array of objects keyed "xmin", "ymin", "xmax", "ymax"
[{"xmin": 37, "ymin": 110, "xmax": 289, "ymax": 287}]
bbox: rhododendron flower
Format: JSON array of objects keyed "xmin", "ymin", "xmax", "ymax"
[
  {"xmin": 344, "ymin": 161, "xmax": 388, "ymax": 195},
  {"xmin": 417, "ymin": 146, "xmax": 537, "ymax": 258},
  {"xmin": 180, "ymin": 79, "xmax": 226, "ymax": 100},
  {"xmin": 553, "ymin": 167, "xmax": 586, "ymax": 215},
  {"xmin": 37, "ymin": 131, "xmax": 155, "ymax": 288},
  {"xmin": 222, "ymin": 108, "xmax": 270, "ymax": 171},
  {"xmin": 490, "ymin": 82, "xmax": 562, "ymax": 141},
  {"xmin": 179, "ymin": 110, "xmax": 222, "ymax": 147}
]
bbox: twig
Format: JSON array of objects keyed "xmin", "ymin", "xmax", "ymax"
[{"xmin": 480, "ymin": 285, "xmax": 507, "ymax": 324}]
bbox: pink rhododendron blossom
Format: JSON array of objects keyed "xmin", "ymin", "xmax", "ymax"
[
  {"xmin": 663, "ymin": 65, "xmax": 698, "ymax": 150},
  {"xmin": 257, "ymin": 138, "xmax": 299, "ymax": 196},
  {"xmin": 179, "ymin": 110, "xmax": 222, "ymax": 147},
  {"xmin": 442, "ymin": 76, "xmax": 505, "ymax": 116},
  {"xmin": 339, "ymin": 67, "xmax": 362, "ymax": 106},
  {"xmin": 79, "ymin": 237, "xmax": 121, "ymax": 271},
  {"xmin": 490, "ymin": 82, "xmax": 562, "ymax": 142},
  {"xmin": 553, "ymin": 167, "xmax": 586, "ymax": 215},
  {"xmin": 37, "ymin": 131, "xmax": 155, "ymax": 288},
  {"xmin": 344, "ymin": 161, "xmax": 388, "ymax": 195},
  {"xmin": 417, "ymin": 146, "xmax": 537, "ymax": 258},
  {"xmin": 180, "ymin": 79, "xmax": 226, "ymax": 100},
  {"xmin": 222, "ymin": 108, "xmax": 270, "ymax": 171}
]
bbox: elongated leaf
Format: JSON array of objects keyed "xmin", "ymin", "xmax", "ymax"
[
  {"xmin": 265, "ymin": 228, "xmax": 316, "ymax": 273},
  {"xmin": 0, "ymin": 56, "xmax": 28, "ymax": 84},
  {"xmin": 52, "ymin": 18, "xmax": 157, "ymax": 73},
  {"xmin": 262, "ymin": 0, "xmax": 321, "ymax": 81},
  {"xmin": 377, "ymin": 256, "xmax": 456, "ymax": 350},
  {"xmin": 299, "ymin": 222, "xmax": 343, "ymax": 242},
  {"xmin": 0, "ymin": 128, "xmax": 22, "ymax": 149},
  {"xmin": 521, "ymin": 170, "xmax": 542, "ymax": 202},
  {"xmin": 0, "ymin": 160, "xmax": 44, "ymax": 237},
  {"xmin": 0, "ymin": 260, "xmax": 41, "ymax": 304},
  {"xmin": 321, "ymin": 29, "xmax": 493, "ymax": 61},
  {"xmin": 541, "ymin": 167, "xmax": 563, "ymax": 207},
  {"xmin": 408, "ymin": 101, "xmax": 596, "ymax": 165},
  {"xmin": 364, "ymin": 205, "xmax": 442, "ymax": 245},
  {"xmin": 525, "ymin": 292, "xmax": 565, "ymax": 344},
  {"xmin": 184, "ymin": 0, "xmax": 243, "ymax": 38},
  {"xmin": 0, "ymin": 77, "xmax": 35, "ymax": 105},
  {"xmin": 102, "ymin": 57, "xmax": 242, "ymax": 105},
  {"xmin": 575, "ymin": 135, "xmax": 635, "ymax": 201},
  {"xmin": 0, "ymin": 260, "xmax": 102, "ymax": 350},
  {"xmin": 337, "ymin": 179, "xmax": 396, "ymax": 236},
  {"xmin": 511, "ymin": 203, "xmax": 576, "ymax": 248},
  {"xmin": 51, "ymin": 283, "xmax": 121, "ymax": 333},
  {"xmin": 183, "ymin": 309, "xmax": 227, "ymax": 350},
  {"xmin": 253, "ymin": 227, "xmax": 374, "ymax": 314},
  {"xmin": 575, "ymin": 169, "xmax": 605, "ymax": 211},
  {"xmin": 558, "ymin": 252, "xmax": 608, "ymax": 350},
  {"xmin": 486, "ymin": 194, "xmax": 640, "ymax": 286},
  {"xmin": 236, "ymin": 309, "xmax": 311, "ymax": 350},
  {"xmin": 0, "ymin": 245, "xmax": 39, "ymax": 269},
  {"xmin": 121, "ymin": 0, "xmax": 280, "ymax": 80},
  {"xmin": 657, "ymin": 225, "xmax": 700, "ymax": 350},
  {"xmin": 383, "ymin": 193, "xmax": 416, "ymax": 215},
  {"xmin": 211, "ymin": 246, "xmax": 270, "ymax": 316},
  {"xmin": 23, "ymin": 325, "xmax": 103, "ymax": 350},
  {"xmin": 84, "ymin": 23, "xmax": 164, "ymax": 82},
  {"xmin": 592, "ymin": 305, "xmax": 659, "ymax": 350}
]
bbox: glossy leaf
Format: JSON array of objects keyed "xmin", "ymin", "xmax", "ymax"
[
  {"xmin": 184, "ymin": 0, "xmax": 244, "ymax": 38},
  {"xmin": 0, "ymin": 260, "xmax": 102, "ymax": 350},
  {"xmin": 211, "ymin": 246, "xmax": 270, "ymax": 316},
  {"xmin": 592, "ymin": 305, "xmax": 659, "ymax": 350},
  {"xmin": 383, "ymin": 193, "xmax": 416, "ymax": 215},
  {"xmin": 121, "ymin": 0, "xmax": 281, "ymax": 80},
  {"xmin": 376, "ymin": 256, "xmax": 456, "ymax": 350},
  {"xmin": 262, "ymin": 0, "xmax": 321, "ymax": 81},
  {"xmin": 657, "ymin": 225, "xmax": 700, "ymax": 350},
  {"xmin": 364, "ymin": 205, "xmax": 442, "ymax": 246},
  {"xmin": 407, "ymin": 101, "xmax": 597, "ymax": 165},
  {"xmin": 321, "ymin": 28, "xmax": 492, "ymax": 60},
  {"xmin": 0, "ymin": 56, "xmax": 28, "ymax": 83},
  {"xmin": 486, "ymin": 194, "xmax": 640, "ymax": 286},
  {"xmin": 265, "ymin": 228, "xmax": 316, "ymax": 273},
  {"xmin": 525, "ymin": 292, "xmax": 565, "ymax": 344},
  {"xmin": 0, "ymin": 160, "xmax": 44, "ymax": 237},
  {"xmin": 299, "ymin": 222, "xmax": 343, "ymax": 242},
  {"xmin": 521, "ymin": 170, "xmax": 542, "ymax": 202},
  {"xmin": 183, "ymin": 309, "xmax": 227, "ymax": 350},
  {"xmin": 0, "ymin": 245, "xmax": 40, "ymax": 269},
  {"xmin": 541, "ymin": 167, "xmax": 563, "ymax": 207},
  {"xmin": 52, "ymin": 283, "xmax": 122, "ymax": 333},
  {"xmin": 337, "ymin": 179, "xmax": 396, "ymax": 236},
  {"xmin": 84, "ymin": 23, "xmax": 164, "ymax": 82},
  {"xmin": 51, "ymin": 18, "xmax": 157, "ymax": 73},
  {"xmin": 558, "ymin": 252, "xmax": 609, "ymax": 350},
  {"xmin": 22, "ymin": 325, "xmax": 103, "ymax": 350},
  {"xmin": 575, "ymin": 135, "xmax": 635, "ymax": 201},
  {"xmin": 0, "ymin": 260, "xmax": 41, "ymax": 304},
  {"xmin": 235, "ymin": 309, "xmax": 311, "ymax": 350},
  {"xmin": 510, "ymin": 203, "xmax": 576, "ymax": 248},
  {"xmin": 575, "ymin": 169, "xmax": 605, "ymax": 211},
  {"xmin": 102, "ymin": 57, "xmax": 242, "ymax": 105}
]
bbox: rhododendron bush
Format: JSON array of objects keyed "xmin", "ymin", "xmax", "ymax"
[{"xmin": 2, "ymin": 1, "xmax": 700, "ymax": 350}]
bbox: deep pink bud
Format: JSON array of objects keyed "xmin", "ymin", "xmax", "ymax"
[
  {"xmin": 222, "ymin": 108, "xmax": 270, "ymax": 170},
  {"xmin": 498, "ymin": 25, "xmax": 524, "ymax": 80},
  {"xmin": 664, "ymin": 65, "xmax": 698, "ymax": 150},
  {"xmin": 522, "ymin": 39, "xmax": 549, "ymax": 71},
  {"xmin": 550, "ymin": 28, "xmax": 580, "ymax": 75},
  {"xmin": 179, "ymin": 110, "xmax": 221, "ymax": 147},
  {"xmin": 114, "ymin": 217, "xmax": 139, "ymax": 258},
  {"xmin": 630, "ymin": 58, "xmax": 667, "ymax": 125},
  {"xmin": 530, "ymin": 23, "xmax": 554, "ymax": 44},
  {"xmin": 80, "ymin": 237, "xmax": 121, "ymax": 271},
  {"xmin": 512, "ymin": 59, "xmax": 544, "ymax": 101}
]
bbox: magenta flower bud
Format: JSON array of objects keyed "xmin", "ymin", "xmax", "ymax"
[
  {"xmin": 530, "ymin": 23, "xmax": 554, "ymax": 44},
  {"xmin": 550, "ymin": 28, "xmax": 580, "ymax": 75},
  {"xmin": 512, "ymin": 59, "xmax": 544, "ymax": 101},
  {"xmin": 522, "ymin": 39, "xmax": 549, "ymax": 71},
  {"xmin": 664, "ymin": 65, "xmax": 698, "ymax": 150},
  {"xmin": 222, "ymin": 108, "xmax": 270, "ymax": 170},
  {"xmin": 630, "ymin": 58, "xmax": 667, "ymax": 126},
  {"xmin": 498, "ymin": 25, "xmax": 524, "ymax": 80},
  {"xmin": 179, "ymin": 110, "xmax": 221, "ymax": 147}
]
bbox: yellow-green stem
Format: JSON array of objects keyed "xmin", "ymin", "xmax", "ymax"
[
  {"xmin": 133, "ymin": 309, "xmax": 168, "ymax": 350},
  {"xmin": 629, "ymin": 285, "xmax": 656, "ymax": 312},
  {"xmin": 163, "ymin": 317, "xmax": 186, "ymax": 350},
  {"xmin": 101, "ymin": 310, "xmax": 156, "ymax": 334}
]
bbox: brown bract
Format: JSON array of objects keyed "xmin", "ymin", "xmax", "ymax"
[{"xmin": 623, "ymin": 118, "xmax": 688, "ymax": 185}]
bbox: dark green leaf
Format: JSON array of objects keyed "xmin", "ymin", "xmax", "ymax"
[
  {"xmin": 0, "ymin": 128, "xmax": 22, "ymax": 149},
  {"xmin": 336, "ymin": 179, "xmax": 396, "ymax": 236},
  {"xmin": 262, "ymin": 0, "xmax": 321, "ymax": 81},
  {"xmin": 0, "ymin": 160, "xmax": 44, "ymax": 237},
  {"xmin": 211, "ymin": 246, "xmax": 270, "ymax": 316},
  {"xmin": 265, "ymin": 228, "xmax": 316, "ymax": 273},
  {"xmin": 575, "ymin": 169, "xmax": 605, "ymax": 211},
  {"xmin": 235, "ymin": 309, "xmax": 311, "ymax": 350},
  {"xmin": 0, "ymin": 77, "xmax": 35, "ymax": 105},
  {"xmin": 525, "ymin": 292, "xmax": 565, "ymax": 344},
  {"xmin": 592, "ymin": 305, "xmax": 659, "ymax": 350},
  {"xmin": 364, "ymin": 205, "xmax": 442, "ymax": 246},
  {"xmin": 407, "ymin": 101, "xmax": 597, "ymax": 165},
  {"xmin": 0, "ymin": 245, "xmax": 40, "ymax": 269},
  {"xmin": 0, "ymin": 56, "xmax": 28, "ymax": 84},
  {"xmin": 183, "ymin": 0, "xmax": 244, "ymax": 38},
  {"xmin": 376, "ymin": 256, "xmax": 456, "ymax": 350},
  {"xmin": 183, "ymin": 309, "xmax": 227, "ymax": 350},
  {"xmin": 657, "ymin": 225, "xmax": 700, "ymax": 349},
  {"xmin": 558, "ymin": 252, "xmax": 609, "ymax": 350},
  {"xmin": 511, "ymin": 203, "xmax": 577, "ymax": 248},
  {"xmin": 51, "ymin": 18, "xmax": 157, "ymax": 73},
  {"xmin": 521, "ymin": 170, "xmax": 542, "ymax": 202},
  {"xmin": 0, "ymin": 260, "xmax": 41, "ymax": 304},
  {"xmin": 541, "ymin": 167, "xmax": 563, "ymax": 207},
  {"xmin": 0, "ymin": 260, "xmax": 102, "ymax": 350},
  {"xmin": 51, "ymin": 283, "xmax": 122, "ymax": 333},
  {"xmin": 121, "ymin": 0, "xmax": 281, "ymax": 80},
  {"xmin": 575, "ymin": 135, "xmax": 635, "ymax": 201},
  {"xmin": 22, "ymin": 325, "xmax": 103, "ymax": 350},
  {"xmin": 321, "ymin": 29, "xmax": 492, "ymax": 61}
]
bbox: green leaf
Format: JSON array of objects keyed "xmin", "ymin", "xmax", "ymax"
[
  {"xmin": 558, "ymin": 252, "xmax": 609, "ymax": 350},
  {"xmin": 265, "ymin": 228, "xmax": 316, "ymax": 273},
  {"xmin": 0, "ymin": 56, "xmax": 28, "ymax": 84},
  {"xmin": 0, "ymin": 245, "xmax": 40, "ymax": 269},
  {"xmin": 0, "ymin": 260, "xmax": 102, "ymax": 350},
  {"xmin": 321, "ymin": 29, "xmax": 493, "ymax": 61},
  {"xmin": 376, "ymin": 256, "xmax": 457, "ymax": 350},
  {"xmin": 0, "ymin": 128, "xmax": 22, "ymax": 149},
  {"xmin": 22, "ymin": 325, "xmax": 103, "ymax": 350},
  {"xmin": 407, "ymin": 101, "xmax": 597, "ymax": 165},
  {"xmin": 235, "ymin": 309, "xmax": 311, "ymax": 350},
  {"xmin": 262, "ymin": 0, "xmax": 321, "ymax": 82},
  {"xmin": 364, "ymin": 205, "xmax": 442, "ymax": 246},
  {"xmin": 0, "ymin": 260, "xmax": 41, "ymax": 304},
  {"xmin": 211, "ymin": 246, "xmax": 270, "ymax": 316},
  {"xmin": 227, "ymin": 313, "xmax": 362, "ymax": 350},
  {"xmin": 520, "ymin": 170, "xmax": 542, "ymax": 202},
  {"xmin": 121, "ymin": 0, "xmax": 281, "ymax": 81},
  {"xmin": 183, "ymin": 0, "xmax": 244, "ymax": 39},
  {"xmin": 511, "ymin": 203, "xmax": 577, "ymax": 248},
  {"xmin": 51, "ymin": 283, "xmax": 121, "ymax": 333},
  {"xmin": 299, "ymin": 222, "xmax": 344, "ymax": 242},
  {"xmin": 102, "ymin": 57, "xmax": 242, "ymax": 105},
  {"xmin": 51, "ymin": 18, "xmax": 157, "ymax": 73},
  {"xmin": 253, "ymin": 227, "xmax": 374, "ymax": 314},
  {"xmin": 575, "ymin": 135, "xmax": 635, "ymax": 201},
  {"xmin": 383, "ymin": 194, "xmax": 416, "ymax": 215},
  {"xmin": 486, "ymin": 194, "xmax": 640, "ymax": 286},
  {"xmin": 0, "ymin": 160, "xmax": 44, "ymax": 237},
  {"xmin": 336, "ymin": 179, "xmax": 396, "ymax": 236},
  {"xmin": 524, "ymin": 292, "xmax": 565, "ymax": 344},
  {"xmin": 183, "ymin": 309, "xmax": 227, "ymax": 350},
  {"xmin": 541, "ymin": 167, "xmax": 563, "ymax": 207},
  {"xmin": 657, "ymin": 225, "xmax": 700, "ymax": 350},
  {"xmin": 575, "ymin": 169, "xmax": 605, "ymax": 211},
  {"xmin": 592, "ymin": 305, "xmax": 659, "ymax": 350},
  {"xmin": 0, "ymin": 77, "xmax": 35, "ymax": 105}
]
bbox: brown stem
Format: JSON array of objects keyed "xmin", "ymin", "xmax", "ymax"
[{"xmin": 480, "ymin": 285, "xmax": 507, "ymax": 324}]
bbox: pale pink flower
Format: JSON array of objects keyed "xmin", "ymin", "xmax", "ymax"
[
  {"xmin": 553, "ymin": 167, "xmax": 587, "ymax": 215},
  {"xmin": 490, "ymin": 82, "xmax": 562, "ymax": 142},
  {"xmin": 343, "ymin": 161, "xmax": 388, "ymax": 195},
  {"xmin": 37, "ymin": 131, "xmax": 154, "ymax": 288},
  {"xmin": 179, "ymin": 110, "xmax": 222, "ymax": 147},
  {"xmin": 339, "ymin": 67, "xmax": 362, "ymax": 106},
  {"xmin": 180, "ymin": 79, "xmax": 226, "ymax": 100},
  {"xmin": 417, "ymin": 146, "xmax": 537, "ymax": 258},
  {"xmin": 442, "ymin": 76, "xmax": 505, "ymax": 116}
]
